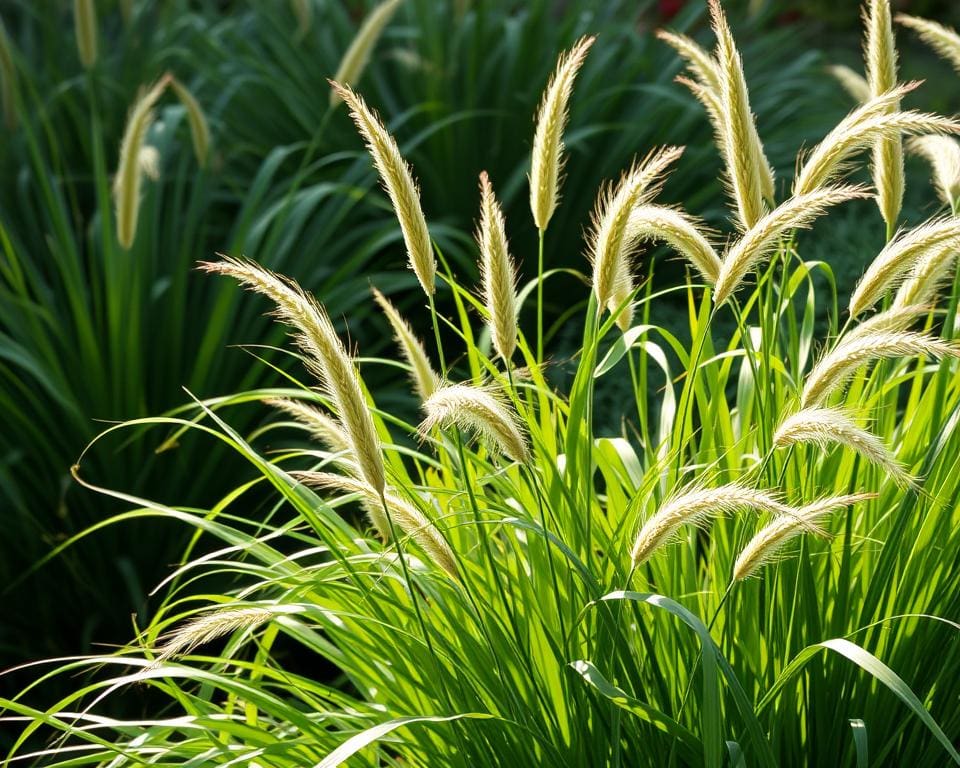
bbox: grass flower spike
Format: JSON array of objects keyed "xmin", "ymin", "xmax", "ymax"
[
  {"xmin": 894, "ymin": 245, "xmax": 959, "ymax": 308},
  {"xmin": 530, "ymin": 35, "xmax": 594, "ymax": 232},
  {"xmin": 733, "ymin": 494, "xmax": 876, "ymax": 580},
  {"xmin": 827, "ymin": 64, "xmax": 870, "ymax": 103},
  {"xmin": 114, "ymin": 75, "xmax": 172, "ymax": 249},
  {"xmin": 477, "ymin": 171, "xmax": 519, "ymax": 363},
  {"xmin": 421, "ymin": 383, "xmax": 529, "ymax": 464},
  {"xmin": 792, "ymin": 85, "xmax": 960, "ymax": 196},
  {"xmin": 849, "ymin": 216, "xmax": 960, "ymax": 315},
  {"xmin": 709, "ymin": 0, "xmax": 774, "ymax": 227},
  {"xmin": 657, "ymin": 30, "xmax": 721, "ymax": 97},
  {"xmin": 332, "ymin": 81, "xmax": 435, "ymax": 296},
  {"xmin": 897, "ymin": 14, "xmax": 960, "ymax": 75},
  {"xmin": 153, "ymin": 606, "xmax": 279, "ymax": 665},
  {"xmin": 865, "ymin": 0, "xmax": 903, "ymax": 233},
  {"xmin": 266, "ymin": 397, "xmax": 353, "ymax": 456},
  {"xmin": 170, "ymin": 78, "xmax": 210, "ymax": 168},
  {"xmin": 330, "ymin": 0, "xmax": 403, "ymax": 106},
  {"xmin": 801, "ymin": 329, "xmax": 960, "ymax": 407},
  {"xmin": 589, "ymin": 146, "xmax": 684, "ymax": 320},
  {"xmin": 626, "ymin": 205, "xmax": 721, "ymax": 284},
  {"xmin": 774, "ymin": 406, "xmax": 915, "ymax": 487},
  {"xmin": 73, "ymin": 0, "xmax": 97, "ymax": 70},
  {"xmin": 908, "ymin": 135, "xmax": 960, "ymax": 210},
  {"xmin": 631, "ymin": 484, "xmax": 785, "ymax": 566},
  {"xmin": 715, "ymin": 185, "xmax": 868, "ymax": 305},
  {"xmin": 202, "ymin": 257, "xmax": 386, "ymax": 494},
  {"xmin": 298, "ymin": 472, "xmax": 458, "ymax": 578},
  {"xmin": 372, "ymin": 287, "xmax": 439, "ymax": 401}
]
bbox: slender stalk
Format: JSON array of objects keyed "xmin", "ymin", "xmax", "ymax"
[{"xmin": 537, "ymin": 229, "xmax": 545, "ymax": 364}]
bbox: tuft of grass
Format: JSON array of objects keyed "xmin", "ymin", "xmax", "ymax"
[{"xmin": 5, "ymin": 5, "xmax": 960, "ymax": 766}]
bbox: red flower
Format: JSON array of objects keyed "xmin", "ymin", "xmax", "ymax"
[{"xmin": 659, "ymin": 0, "xmax": 685, "ymax": 22}]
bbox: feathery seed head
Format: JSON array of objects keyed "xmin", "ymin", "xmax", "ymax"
[
  {"xmin": 114, "ymin": 75, "xmax": 172, "ymax": 250},
  {"xmin": 420, "ymin": 383, "xmax": 529, "ymax": 464},
  {"xmin": 842, "ymin": 305, "xmax": 930, "ymax": 342},
  {"xmin": 332, "ymin": 81, "xmax": 435, "ymax": 296},
  {"xmin": 709, "ymin": 0, "xmax": 775, "ymax": 224},
  {"xmin": 589, "ymin": 147, "xmax": 684, "ymax": 317},
  {"xmin": 297, "ymin": 471, "xmax": 458, "ymax": 578},
  {"xmin": 793, "ymin": 85, "xmax": 960, "ymax": 197},
  {"xmin": 530, "ymin": 35, "xmax": 595, "ymax": 232},
  {"xmin": 330, "ymin": 0, "xmax": 402, "ymax": 106},
  {"xmin": 657, "ymin": 29, "xmax": 722, "ymax": 93},
  {"xmin": 908, "ymin": 135, "xmax": 960, "ymax": 210},
  {"xmin": 773, "ymin": 406, "xmax": 916, "ymax": 487},
  {"xmin": 896, "ymin": 14, "xmax": 960, "ymax": 76},
  {"xmin": 827, "ymin": 64, "xmax": 871, "ymax": 104},
  {"xmin": 893, "ymin": 244, "xmax": 958, "ymax": 309},
  {"xmin": 626, "ymin": 204, "xmax": 721, "ymax": 285},
  {"xmin": 801, "ymin": 329, "xmax": 960, "ymax": 407},
  {"xmin": 631, "ymin": 483, "xmax": 786, "ymax": 566},
  {"xmin": 170, "ymin": 78, "xmax": 210, "ymax": 168},
  {"xmin": 674, "ymin": 74, "xmax": 724, "ymax": 131},
  {"xmin": 864, "ymin": 0, "xmax": 904, "ymax": 231},
  {"xmin": 202, "ymin": 257, "xmax": 385, "ymax": 494},
  {"xmin": 733, "ymin": 493, "xmax": 875, "ymax": 580},
  {"xmin": 477, "ymin": 171, "xmax": 519, "ymax": 362},
  {"xmin": 849, "ymin": 216, "xmax": 960, "ymax": 316},
  {"xmin": 153, "ymin": 606, "xmax": 277, "ymax": 665},
  {"xmin": 715, "ymin": 185, "xmax": 869, "ymax": 305},
  {"xmin": 372, "ymin": 287, "xmax": 439, "ymax": 402},
  {"xmin": 266, "ymin": 398, "xmax": 353, "ymax": 456},
  {"xmin": 73, "ymin": 0, "xmax": 97, "ymax": 70}
]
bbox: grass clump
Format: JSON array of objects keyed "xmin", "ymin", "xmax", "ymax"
[{"xmin": 4, "ymin": 2, "xmax": 960, "ymax": 766}]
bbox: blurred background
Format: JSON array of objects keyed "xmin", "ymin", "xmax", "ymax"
[{"xmin": 1, "ymin": 0, "xmax": 958, "ymax": 748}]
